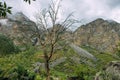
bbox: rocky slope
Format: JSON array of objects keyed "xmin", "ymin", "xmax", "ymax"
[
  {"xmin": 0, "ymin": 12, "xmax": 36, "ymax": 45},
  {"xmin": 95, "ymin": 61, "xmax": 120, "ymax": 80},
  {"xmin": 74, "ymin": 18, "xmax": 120, "ymax": 53},
  {"xmin": 1, "ymin": 13, "xmax": 120, "ymax": 53}
]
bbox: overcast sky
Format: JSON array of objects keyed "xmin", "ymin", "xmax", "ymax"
[{"xmin": 3, "ymin": 0, "xmax": 120, "ymax": 25}]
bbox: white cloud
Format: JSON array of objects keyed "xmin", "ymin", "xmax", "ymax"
[{"xmin": 2, "ymin": 0, "xmax": 120, "ymax": 24}]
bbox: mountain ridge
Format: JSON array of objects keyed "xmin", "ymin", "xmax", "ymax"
[
  {"xmin": 74, "ymin": 18, "xmax": 120, "ymax": 53},
  {"xmin": 1, "ymin": 12, "xmax": 120, "ymax": 53},
  {"xmin": 0, "ymin": 12, "xmax": 36, "ymax": 45}
]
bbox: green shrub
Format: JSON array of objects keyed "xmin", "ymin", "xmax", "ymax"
[
  {"xmin": 0, "ymin": 64, "xmax": 35, "ymax": 80},
  {"xmin": 0, "ymin": 34, "xmax": 20, "ymax": 54},
  {"xmin": 75, "ymin": 64, "xmax": 96, "ymax": 80},
  {"xmin": 116, "ymin": 49, "xmax": 120, "ymax": 57}
]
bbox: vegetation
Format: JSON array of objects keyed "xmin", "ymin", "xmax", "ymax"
[
  {"xmin": 32, "ymin": 0, "xmax": 77, "ymax": 79},
  {"xmin": 0, "ymin": 0, "xmax": 34, "ymax": 17},
  {"xmin": 75, "ymin": 64, "xmax": 96, "ymax": 80},
  {"xmin": 81, "ymin": 45, "xmax": 120, "ymax": 69},
  {"xmin": 0, "ymin": 34, "xmax": 19, "ymax": 55},
  {"xmin": 0, "ymin": 2, "xmax": 12, "ymax": 17},
  {"xmin": 116, "ymin": 43, "xmax": 120, "ymax": 57},
  {"xmin": 0, "ymin": 45, "xmax": 118, "ymax": 80},
  {"xmin": 24, "ymin": 0, "xmax": 36, "ymax": 4},
  {"xmin": 0, "ymin": 0, "xmax": 120, "ymax": 80}
]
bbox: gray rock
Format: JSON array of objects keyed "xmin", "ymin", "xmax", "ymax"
[
  {"xmin": 0, "ymin": 12, "xmax": 37, "ymax": 46},
  {"xmin": 74, "ymin": 18, "xmax": 120, "ymax": 53},
  {"xmin": 95, "ymin": 61, "xmax": 120, "ymax": 80},
  {"xmin": 69, "ymin": 43, "xmax": 97, "ymax": 61}
]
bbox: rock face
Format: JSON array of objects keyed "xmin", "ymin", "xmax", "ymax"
[
  {"xmin": 95, "ymin": 61, "xmax": 120, "ymax": 80},
  {"xmin": 0, "ymin": 12, "xmax": 36, "ymax": 45},
  {"xmin": 74, "ymin": 18, "xmax": 120, "ymax": 53}
]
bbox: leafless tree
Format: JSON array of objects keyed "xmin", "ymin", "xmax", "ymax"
[{"xmin": 34, "ymin": 0, "xmax": 77, "ymax": 80}]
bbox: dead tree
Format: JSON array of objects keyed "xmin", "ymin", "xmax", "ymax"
[{"xmin": 35, "ymin": 0, "xmax": 77, "ymax": 80}]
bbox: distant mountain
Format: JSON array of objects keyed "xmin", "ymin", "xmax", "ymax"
[
  {"xmin": 1, "ymin": 13, "xmax": 120, "ymax": 53},
  {"xmin": 74, "ymin": 18, "xmax": 120, "ymax": 53},
  {"xmin": 0, "ymin": 12, "xmax": 36, "ymax": 45}
]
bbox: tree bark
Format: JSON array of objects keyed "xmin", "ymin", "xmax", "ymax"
[
  {"xmin": 45, "ymin": 59, "xmax": 50, "ymax": 80},
  {"xmin": 44, "ymin": 51, "xmax": 50, "ymax": 80}
]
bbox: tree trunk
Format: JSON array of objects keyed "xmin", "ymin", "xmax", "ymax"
[
  {"xmin": 44, "ymin": 51, "xmax": 50, "ymax": 80},
  {"xmin": 45, "ymin": 59, "xmax": 50, "ymax": 80}
]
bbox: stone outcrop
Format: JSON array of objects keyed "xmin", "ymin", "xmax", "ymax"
[
  {"xmin": 95, "ymin": 61, "xmax": 120, "ymax": 80},
  {"xmin": 0, "ymin": 12, "xmax": 36, "ymax": 45},
  {"xmin": 74, "ymin": 18, "xmax": 120, "ymax": 53}
]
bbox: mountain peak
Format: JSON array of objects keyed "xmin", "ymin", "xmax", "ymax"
[
  {"xmin": 74, "ymin": 18, "xmax": 120, "ymax": 53},
  {"xmin": 94, "ymin": 18, "xmax": 104, "ymax": 21},
  {"xmin": 8, "ymin": 12, "xmax": 30, "ymax": 21},
  {"xmin": 91, "ymin": 18, "xmax": 105, "ymax": 25}
]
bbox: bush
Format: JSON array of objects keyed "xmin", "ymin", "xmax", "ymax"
[
  {"xmin": 0, "ymin": 34, "xmax": 20, "ymax": 54},
  {"xmin": 75, "ymin": 64, "xmax": 96, "ymax": 80},
  {"xmin": 0, "ymin": 64, "xmax": 35, "ymax": 80}
]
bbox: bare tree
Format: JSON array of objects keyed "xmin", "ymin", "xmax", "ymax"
[{"xmin": 34, "ymin": 0, "xmax": 77, "ymax": 80}]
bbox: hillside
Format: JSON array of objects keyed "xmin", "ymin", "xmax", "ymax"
[
  {"xmin": 1, "ymin": 13, "xmax": 120, "ymax": 54},
  {"xmin": 0, "ymin": 12, "xmax": 120, "ymax": 80},
  {"xmin": 74, "ymin": 18, "xmax": 120, "ymax": 53},
  {"xmin": 0, "ymin": 12, "xmax": 36, "ymax": 45}
]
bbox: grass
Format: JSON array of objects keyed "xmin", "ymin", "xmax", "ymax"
[
  {"xmin": 81, "ymin": 45, "xmax": 119, "ymax": 70},
  {"xmin": 0, "ymin": 45, "xmax": 119, "ymax": 80}
]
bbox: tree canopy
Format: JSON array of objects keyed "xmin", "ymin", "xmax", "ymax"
[
  {"xmin": 0, "ymin": 0, "xmax": 35, "ymax": 17},
  {"xmin": 0, "ymin": 2, "xmax": 12, "ymax": 17}
]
